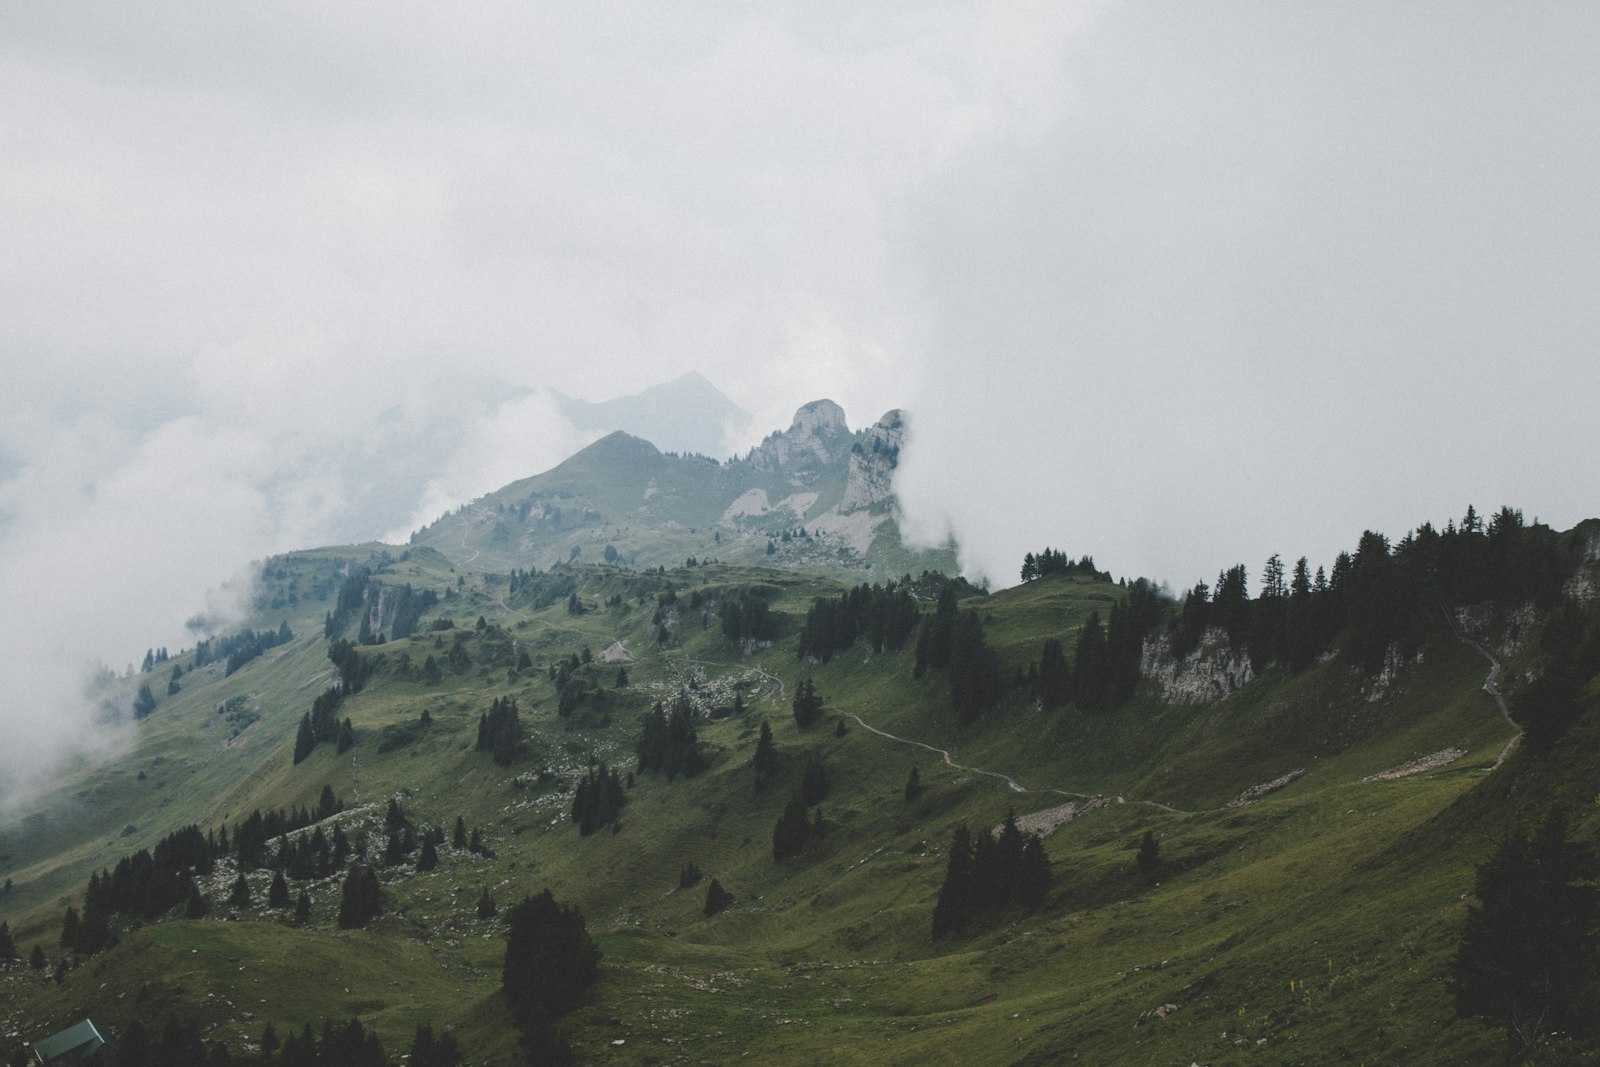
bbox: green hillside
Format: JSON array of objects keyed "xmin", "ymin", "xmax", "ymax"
[{"xmin": 2, "ymin": 515, "xmax": 1598, "ymax": 1065}]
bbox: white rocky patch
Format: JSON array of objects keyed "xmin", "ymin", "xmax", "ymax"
[
  {"xmin": 1141, "ymin": 630, "xmax": 1253, "ymax": 705},
  {"xmin": 722, "ymin": 488, "xmax": 771, "ymax": 521},
  {"xmin": 806, "ymin": 507, "xmax": 884, "ymax": 556},
  {"xmin": 1362, "ymin": 747, "xmax": 1466, "ymax": 781},
  {"xmin": 772, "ymin": 492, "xmax": 818, "ymax": 517}
]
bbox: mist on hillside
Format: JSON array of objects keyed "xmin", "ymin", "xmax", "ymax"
[{"xmin": 4, "ymin": 3, "xmax": 1599, "ymax": 813}]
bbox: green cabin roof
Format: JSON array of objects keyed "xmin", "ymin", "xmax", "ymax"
[{"xmin": 31, "ymin": 1018, "xmax": 106, "ymax": 1064}]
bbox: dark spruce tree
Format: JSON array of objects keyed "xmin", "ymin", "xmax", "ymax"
[
  {"xmin": 292, "ymin": 713, "xmax": 316, "ymax": 765},
  {"xmin": 791, "ymin": 678, "xmax": 823, "ymax": 729},
  {"xmin": 771, "ymin": 794, "xmax": 811, "ymax": 861},
  {"xmin": 752, "ymin": 719, "xmax": 781, "ymax": 793},
  {"xmin": 1136, "ymin": 830, "xmax": 1160, "ymax": 878},
  {"xmin": 502, "ymin": 889, "xmax": 600, "ymax": 1055},
  {"xmin": 337, "ymin": 864, "xmax": 382, "ymax": 929},
  {"xmin": 1454, "ymin": 806, "xmax": 1600, "ymax": 1056},
  {"xmin": 703, "ymin": 878, "xmax": 735, "ymax": 917}
]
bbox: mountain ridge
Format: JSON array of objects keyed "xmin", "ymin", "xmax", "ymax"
[{"xmin": 406, "ymin": 399, "xmax": 953, "ymax": 581}]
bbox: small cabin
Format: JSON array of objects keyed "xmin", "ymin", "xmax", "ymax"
[{"xmin": 29, "ymin": 1018, "xmax": 109, "ymax": 1064}]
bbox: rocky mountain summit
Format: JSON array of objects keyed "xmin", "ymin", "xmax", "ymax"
[{"xmin": 407, "ymin": 399, "xmax": 950, "ymax": 579}]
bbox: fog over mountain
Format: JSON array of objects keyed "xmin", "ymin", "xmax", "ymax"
[{"xmin": 3, "ymin": 2, "xmax": 1599, "ymax": 803}]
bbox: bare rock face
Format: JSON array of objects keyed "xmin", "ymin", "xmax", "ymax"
[
  {"xmin": 840, "ymin": 409, "xmax": 903, "ymax": 513},
  {"xmin": 750, "ymin": 400, "xmax": 851, "ymax": 471},
  {"xmin": 1140, "ymin": 629, "xmax": 1253, "ymax": 705}
]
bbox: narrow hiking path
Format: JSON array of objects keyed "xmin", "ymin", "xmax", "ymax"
[
  {"xmin": 1441, "ymin": 606, "xmax": 1521, "ymax": 768},
  {"xmin": 842, "ymin": 710, "xmax": 1187, "ymax": 818},
  {"xmin": 844, "ymin": 711, "xmax": 1032, "ymax": 794}
]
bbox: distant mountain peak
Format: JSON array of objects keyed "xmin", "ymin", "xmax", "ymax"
[{"xmin": 553, "ymin": 373, "xmax": 751, "ymax": 457}]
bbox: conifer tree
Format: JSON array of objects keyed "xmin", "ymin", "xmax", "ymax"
[
  {"xmin": 133, "ymin": 682, "xmax": 157, "ymax": 719},
  {"xmin": 800, "ymin": 751, "xmax": 828, "ymax": 805},
  {"xmin": 453, "ymin": 815, "xmax": 468, "ymax": 849},
  {"xmin": 904, "ymin": 766, "xmax": 921, "ymax": 804},
  {"xmin": 1137, "ymin": 830, "xmax": 1160, "ymax": 878},
  {"xmin": 269, "ymin": 869, "xmax": 291, "ymax": 907},
  {"xmin": 703, "ymin": 878, "xmax": 735, "ymax": 917},
  {"xmin": 294, "ymin": 890, "xmax": 312, "ymax": 925},
  {"xmin": 337, "ymin": 864, "xmax": 383, "ymax": 929},
  {"xmin": 228, "ymin": 872, "xmax": 251, "ymax": 908},
  {"xmin": 752, "ymin": 720, "xmax": 781, "ymax": 793},
  {"xmin": 1454, "ymin": 807, "xmax": 1600, "ymax": 1054},
  {"xmin": 791, "ymin": 679, "xmax": 823, "ymax": 729},
  {"xmin": 292, "ymin": 713, "xmax": 316, "ymax": 765},
  {"xmin": 932, "ymin": 824, "xmax": 975, "ymax": 939},
  {"xmin": 0, "ymin": 921, "xmax": 16, "ymax": 960},
  {"xmin": 418, "ymin": 837, "xmax": 439, "ymax": 871},
  {"xmin": 771, "ymin": 794, "xmax": 811, "ymax": 860}
]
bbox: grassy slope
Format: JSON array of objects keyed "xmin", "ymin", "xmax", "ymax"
[{"xmin": 0, "ymin": 560, "xmax": 1578, "ymax": 1065}]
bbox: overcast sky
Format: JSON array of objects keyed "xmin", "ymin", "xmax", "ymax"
[{"xmin": 3, "ymin": 2, "xmax": 1598, "ymax": 801}]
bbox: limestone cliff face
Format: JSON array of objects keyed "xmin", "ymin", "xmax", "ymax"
[
  {"xmin": 840, "ymin": 409, "xmax": 903, "ymax": 513},
  {"xmin": 749, "ymin": 399, "xmax": 851, "ymax": 471},
  {"xmin": 1140, "ymin": 629, "xmax": 1254, "ymax": 705}
]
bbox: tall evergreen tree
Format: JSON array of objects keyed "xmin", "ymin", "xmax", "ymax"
[
  {"xmin": 1454, "ymin": 807, "xmax": 1600, "ymax": 1055},
  {"xmin": 792, "ymin": 679, "xmax": 823, "ymax": 729},
  {"xmin": 752, "ymin": 720, "xmax": 781, "ymax": 793},
  {"xmin": 337, "ymin": 864, "xmax": 383, "ymax": 929},
  {"xmin": 931, "ymin": 824, "xmax": 975, "ymax": 939},
  {"xmin": 771, "ymin": 794, "xmax": 811, "ymax": 860}
]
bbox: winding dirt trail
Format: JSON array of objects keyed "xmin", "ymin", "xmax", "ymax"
[
  {"xmin": 1441, "ymin": 606, "xmax": 1521, "ymax": 768},
  {"xmin": 841, "ymin": 710, "xmax": 1191, "ymax": 821},
  {"xmin": 845, "ymin": 712, "xmax": 1033, "ymax": 794}
]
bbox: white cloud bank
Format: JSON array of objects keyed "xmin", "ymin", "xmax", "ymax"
[{"xmin": 3, "ymin": 2, "xmax": 1599, "ymax": 802}]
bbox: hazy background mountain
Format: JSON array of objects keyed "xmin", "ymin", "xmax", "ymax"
[{"xmin": 551, "ymin": 372, "xmax": 753, "ymax": 460}]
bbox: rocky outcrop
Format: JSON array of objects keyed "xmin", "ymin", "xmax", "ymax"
[
  {"xmin": 749, "ymin": 400, "xmax": 851, "ymax": 471},
  {"xmin": 840, "ymin": 409, "xmax": 903, "ymax": 513},
  {"xmin": 1140, "ymin": 630, "xmax": 1253, "ymax": 705}
]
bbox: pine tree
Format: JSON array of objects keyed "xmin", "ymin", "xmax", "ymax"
[
  {"xmin": 772, "ymin": 794, "xmax": 811, "ymax": 860},
  {"xmin": 133, "ymin": 682, "xmax": 158, "ymax": 719},
  {"xmin": 453, "ymin": 815, "xmax": 468, "ymax": 849},
  {"xmin": 228, "ymin": 872, "xmax": 251, "ymax": 908},
  {"xmin": 931, "ymin": 825, "xmax": 975, "ymax": 939},
  {"xmin": 904, "ymin": 766, "xmax": 921, "ymax": 804},
  {"xmin": 1137, "ymin": 830, "xmax": 1160, "ymax": 878},
  {"xmin": 792, "ymin": 679, "xmax": 823, "ymax": 729},
  {"xmin": 269, "ymin": 869, "xmax": 291, "ymax": 907},
  {"xmin": 292, "ymin": 713, "xmax": 316, "ymax": 765},
  {"xmin": 800, "ymin": 752, "xmax": 828, "ymax": 805},
  {"xmin": 184, "ymin": 880, "xmax": 210, "ymax": 919},
  {"xmin": 29, "ymin": 944, "xmax": 46, "ymax": 970},
  {"xmin": 703, "ymin": 878, "xmax": 735, "ymax": 917},
  {"xmin": 294, "ymin": 890, "xmax": 312, "ymax": 925},
  {"xmin": 0, "ymin": 921, "xmax": 16, "ymax": 959},
  {"xmin": 477, "ymin": 887, "xmax": 497, "ymax": 919},
  {"xmin": 752, "ymin": 720, "xmax": 780, "ymax": 793},
  {"xmin": 502, "ymin": 890, "xmax": 601, "ymax": 1024},
  {"xmin": 1018, "ymin": 836, "xmax": 1052, "ymax": 911},
  {"xmin": 1454, "ymin": 807, "xmax": 1600, "ymax": 1054},
  {"xmin": 418, "ymin": 837, "xmax": 439, "ymax": 871},
  {"xmin": 337, "ymin": 864, "xmax": 383, "ymax": 929}
]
